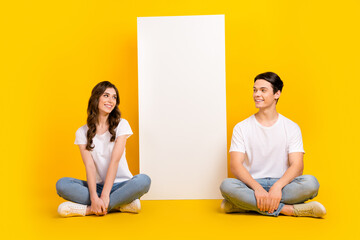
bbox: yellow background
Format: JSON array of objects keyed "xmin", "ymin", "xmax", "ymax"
[{"xmin": 1, "ymin": 0, "xmax": 359, "ymax": 239}]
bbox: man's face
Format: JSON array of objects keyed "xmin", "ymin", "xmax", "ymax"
[{"xmin": 253, "ymin": 79, "xmax": 280, "ymax": 109}]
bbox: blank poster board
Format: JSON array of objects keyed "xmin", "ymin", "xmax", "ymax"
[{"xmin": 138, "ymin": 15, "xmax": 227, "ymax": 199}]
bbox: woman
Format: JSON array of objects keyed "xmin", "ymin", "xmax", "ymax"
[{"xmin": 56, "ymin": 81, "xmax": 151, "ymax": 217}]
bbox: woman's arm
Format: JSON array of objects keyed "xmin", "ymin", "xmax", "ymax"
[
  {"xmin": 78, "ymin": 144, "xmax": 106, "ymax": 215},
  {"xmin": 230, "ymin": 152, "xmax": 270, "ymax": 212},
  {"xmin": 100, "ymin": 135, "xmax": 128, "ymax": 211}
]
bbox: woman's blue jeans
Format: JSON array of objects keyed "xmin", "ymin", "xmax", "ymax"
[
  {"xmin": 220, "ymin": 175, "xmax": 320, "ymax": 216},
  {"xmin": 56, "ymin": 174, "xmax": 151, "ymax": 211}
]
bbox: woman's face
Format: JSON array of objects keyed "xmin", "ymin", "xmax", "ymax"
[{"xmin": 98, "ymin": 87, "xmax": 117, "ymax": 114}]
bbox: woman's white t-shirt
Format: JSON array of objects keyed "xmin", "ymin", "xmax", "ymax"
[
  {"xmin": 229, "ymin": 114, "xmax": 305, "ymax": 179},
  {"xmin": 74, "ymin": 118, "xmax": 133, "ymax": 184}
]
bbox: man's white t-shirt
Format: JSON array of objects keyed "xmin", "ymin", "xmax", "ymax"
[
  {"xmin": 74, "ymin": 118, "xmax": 133, "ymax": 184},
  {"xmin": 229, "ymin": 114, "xmax": 304, "ymax": 179}
]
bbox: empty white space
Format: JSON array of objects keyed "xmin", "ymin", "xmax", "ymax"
[{"xmin": 138, "ymin": 15, "xmax": 227, "ymax": 199}]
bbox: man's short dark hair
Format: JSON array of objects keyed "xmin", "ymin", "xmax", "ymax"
[{"xmin": 254, "ymin": 72, "xmax": 284, "ymax": 94}]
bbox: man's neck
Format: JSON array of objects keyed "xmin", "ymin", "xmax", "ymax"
[{"xmin": 255, "ymin": 108, "xmax": 279, "ymax": 127}]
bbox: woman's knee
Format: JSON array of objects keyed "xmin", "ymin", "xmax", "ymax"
[
  {"xmin": 56, "ymin": 177, "xmax": 72, "ymax": 195},
  {"xmin": 133, "ymin": 174, "xmax": 151, "ymax": 191}
]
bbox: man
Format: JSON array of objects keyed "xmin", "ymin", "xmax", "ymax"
[{"xmin": 220, "ymin": 72, "xmax": 326, "ymax": 217}]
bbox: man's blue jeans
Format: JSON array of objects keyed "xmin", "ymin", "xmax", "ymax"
[
  {"xmin": 220, "ymin": 175, "xmax": 320, "ymax": 216},
  {"xmin": 56, "ymin": 174, "xmax": 151, "ymax": 211}
]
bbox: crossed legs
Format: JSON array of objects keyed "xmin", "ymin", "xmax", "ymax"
[
  {"xmin": 220, "ymin": 175, "xmax": 320, "ymax": 217},
  {"xmin": 56, "ymin": 174, "xmax": 151, "ymax": 214}
]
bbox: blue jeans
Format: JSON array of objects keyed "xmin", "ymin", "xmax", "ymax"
[
  {"xmin": 220, "ymin": 175, "xmax": 320, "ymax": 216},
  {"xmin": 56, "ymin": 174, "xmax": 151, "ymax": 211}
]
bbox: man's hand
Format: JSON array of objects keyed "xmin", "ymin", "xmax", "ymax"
[
  {"xmin": 91, "ymin": 197, "xmax": 106, "ymax": 216},
  {"xmin": 254, "ymin": 187, "xmax": 270, "ymax": 212},
  {"xmin": 267, "ymin": 185, "xmax": 282, "ymax": 214}
]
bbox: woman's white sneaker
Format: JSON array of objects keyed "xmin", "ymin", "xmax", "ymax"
[
  {"xmin": 58, "ymin": 201, "xmax": 87, "ymax": 217},
  {"xmin": 119, "ymin": 199, "xmax": 141, "ymax": 213}
]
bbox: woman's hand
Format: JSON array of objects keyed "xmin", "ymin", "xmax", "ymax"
[
  {"xmin": 100, "ymin": 194, "xmax": 110, "ymax": 213},
  {"xmin": 91, "ymin": 196, "xmax": 106, "ymax": 216}
]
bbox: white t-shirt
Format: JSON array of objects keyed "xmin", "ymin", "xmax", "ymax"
[
  {"xmin": 74, "ymin": 118, "xmax": 133, "ymax": 184},
  {"xmin": 229, "ymin": 114, "xmax": 304, "ymax": 179}
]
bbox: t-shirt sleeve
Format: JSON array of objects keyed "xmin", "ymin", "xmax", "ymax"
[
  {"xmin": 116, "ymin": 119, "xmax": 133, "ymax": 139},
  {"xmin": 288, "ymin": 123, "xmax": 305, "ymax": 153},
  {"xmin": 74, "ymin": 127, "xmax": 87, "ymax": 145},
  {"xmin": 229, "ymin": 124, "xmax": 246, "ymax": 153}
]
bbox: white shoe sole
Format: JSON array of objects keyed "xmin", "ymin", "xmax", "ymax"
[
  {"xmin": 119, "ymin": 199, "xmax": 141, "ymax": 213},
  {"xmin": 58, "ymin": 201, "xmax": 87, "ymax": 217}
]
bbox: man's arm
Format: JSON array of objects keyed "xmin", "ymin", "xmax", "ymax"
[
  {"xmin": 230, "ymin": 152, "xmax": 270, "ymax": 212},
  {"xmin": 267, "ymin": 152, "xmax": 304, "ymax": 213}
]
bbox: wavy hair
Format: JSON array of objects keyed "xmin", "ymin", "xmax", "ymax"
[{"xmin": 86, "ymin": 81, "xmax": 121, "ymax": 151}]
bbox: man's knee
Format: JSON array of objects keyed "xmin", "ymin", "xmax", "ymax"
[
  {"xmin": 300, "ymin": 175, "xmax": 320, "ymax": 197},
  {"xmin": 220, "ymin": 178, "xmax": 240, "ymax": 196}
]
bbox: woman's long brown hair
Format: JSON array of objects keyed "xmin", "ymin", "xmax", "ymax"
[{"xmin": 86, "ymin": 81, "xmax": 121, "ymax": 150}]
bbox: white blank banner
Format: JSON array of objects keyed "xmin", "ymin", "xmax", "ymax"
[{"xmin": 138, "ymin": 15, "xmax": 227, "ymax": 199}]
